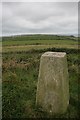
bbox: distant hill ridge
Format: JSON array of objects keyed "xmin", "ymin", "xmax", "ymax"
[{"xmin": 2, "ymin": 34, "xmax": 78, "ymax": 41}]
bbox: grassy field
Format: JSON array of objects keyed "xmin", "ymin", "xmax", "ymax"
[
  {"xmin": 2, "ymin": 35, "xmax": 80, "ymax": 118},
  {"xmin": 2, "ymin": 35, "xmax": 78, "ymax": 53}
]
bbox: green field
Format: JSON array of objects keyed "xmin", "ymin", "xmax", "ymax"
[{"xmin": 2, "ymin": 35, "xmax": 79, "ymax": 118}]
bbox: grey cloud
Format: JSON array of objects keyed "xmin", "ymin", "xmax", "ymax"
[{"xmin": 2, "ymin": 2, "xmax": 78, "ymax": 36}]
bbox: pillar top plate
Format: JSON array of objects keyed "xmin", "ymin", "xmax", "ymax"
[{"xmin": 42, "ymin": 52, "xmax": 66, "ymax": 57}]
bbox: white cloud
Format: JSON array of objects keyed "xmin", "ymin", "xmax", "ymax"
[
  {"xmin": 2, "ymin": 0, "xmax": 79, "ymax": 2},
  {"xmin": 2, "ymin": 2, "xmax": 78, "ymax": 36}
]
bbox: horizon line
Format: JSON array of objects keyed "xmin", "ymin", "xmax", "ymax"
[{"xmin": 1, "ymin": 33, "xmax": 78, "ymax": 37}]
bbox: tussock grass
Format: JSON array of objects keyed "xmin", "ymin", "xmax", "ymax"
[
  {"xmin": 2, "ymin": 48, "xmax": 79, "ymax": 118},
  {"xmin": 2, "ymin": 35, "xmax": 79, "ymax": 118}
]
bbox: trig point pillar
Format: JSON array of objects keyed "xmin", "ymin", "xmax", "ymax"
[{"xmin": 36, "ymin": 52, "xmax": 69, "ymax": 115}]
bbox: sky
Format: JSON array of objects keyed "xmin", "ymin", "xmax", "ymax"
[{"xmin": 2, "ymin": 1, "xmax": 78, "ymax": 36}]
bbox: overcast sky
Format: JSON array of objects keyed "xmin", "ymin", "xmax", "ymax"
[{"xmin": 2, "ymin": 2, "xmax": 78, "ymax": 36}]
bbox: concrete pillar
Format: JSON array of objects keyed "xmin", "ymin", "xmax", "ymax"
[{"xmin": 36, "ymin": 52, "xmax": 69, "ymax": 115}]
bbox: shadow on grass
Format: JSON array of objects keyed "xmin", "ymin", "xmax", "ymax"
[
  {"xmin": 69, "ymin": 96, "xmax": 80, "ymax": 116},
  {"xmin": 70, "ymin": 97, "xmax": 79, "ymax": 109}
]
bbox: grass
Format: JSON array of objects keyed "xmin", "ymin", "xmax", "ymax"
[
  {"xmin": 2, "ymin": 35, "xmax": 80, "ymax": 118},
  {"xmin": 3, "ymin": 44, "xmax": 78, "ymax": 53},
  {"xmin": 3, "ymin": 39, "xmax": 78, "ymax": 46},
  {"xmin": 2, "ymin": 35, "xmax": 78, "ymax": 53}
]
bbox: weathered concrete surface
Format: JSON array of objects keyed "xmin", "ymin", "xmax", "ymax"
[{"xmin": 36, "ymin": 52, "xmax": 69, "ymax": 115}]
